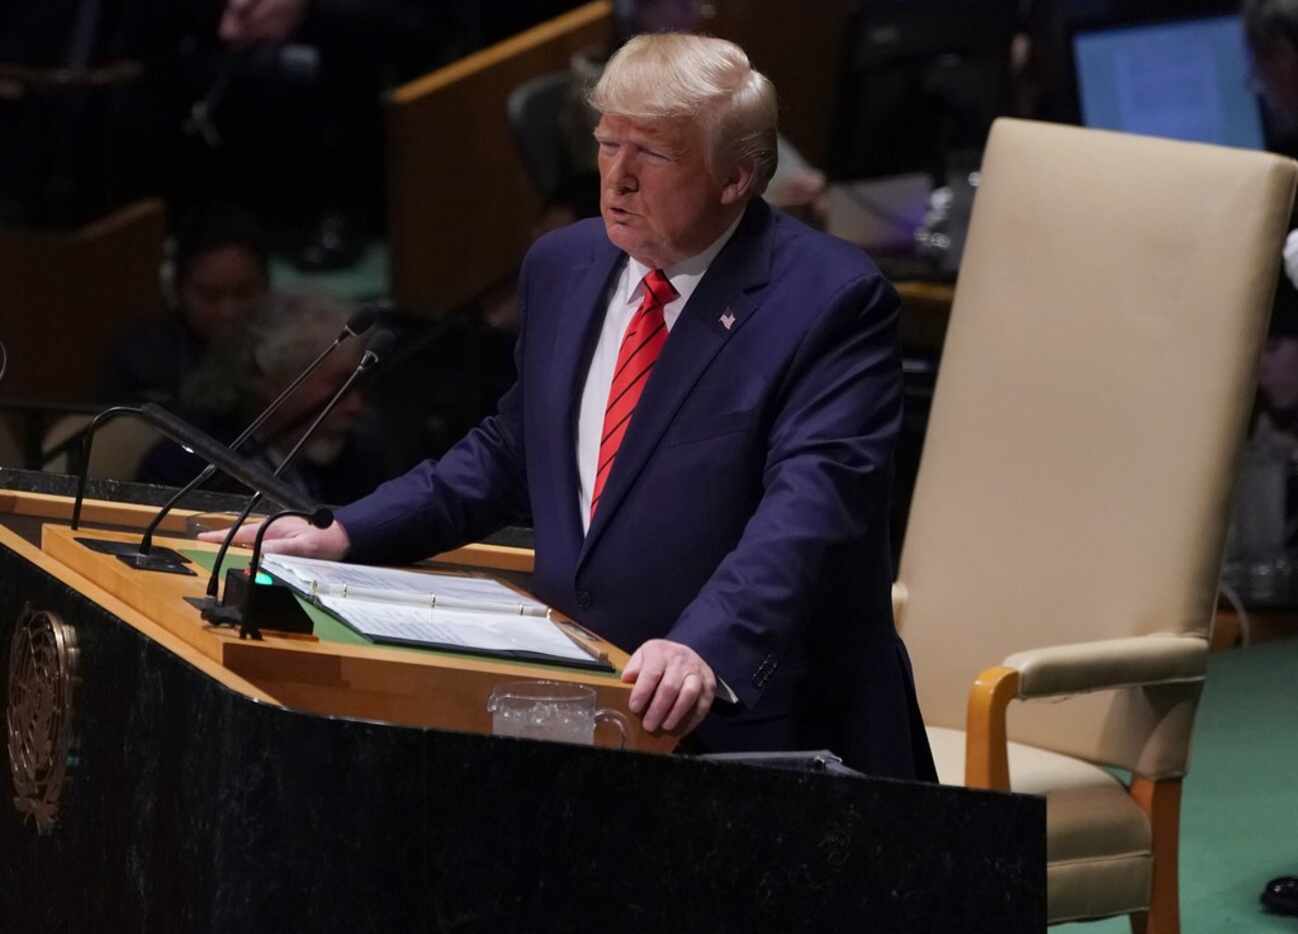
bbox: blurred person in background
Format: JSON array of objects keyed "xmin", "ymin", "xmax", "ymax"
[
  {"xmin": 369, "ymin": 174, "xmax": 605, "ymax": 483},
  {"xmin": 136, "ymin": 289, "xmax": 392, "ymax": 504},
  {"xmin": 1248, "ymin": 0, "xmax": 1298, "ymax": 142},
  {"xmin": 205, "ymin": 0, "xmax": 481, "ymax": 269},
  {"xmin": 0, "ymin": 0, "xmax": 193, "ymax": 228},
  {"xmin": 1242, "ymin": 0, "xmax": 1298, "ymax": 918},
  {"xmin": 98, "ymin": 203, "xmax": 270, "ymax": 404},
  {"xmin": 0, "ymin": 0, "xmax": 478, "ymax": 263},
  {"xmin": 1246, "ymin": 0, "xmax": 1298, "ymax": 454}
]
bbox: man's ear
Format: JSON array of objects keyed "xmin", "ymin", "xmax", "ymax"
[{"xmin": 719, "ymin": 159, "xmax": 756, "ymax": 206}]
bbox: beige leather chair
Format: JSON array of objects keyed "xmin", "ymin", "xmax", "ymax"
[{"xmin": 894, "ymin": 119, "xmax": 1297, "ymax": 932}]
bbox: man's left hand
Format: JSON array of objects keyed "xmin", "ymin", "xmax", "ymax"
[{"xmin": 622, "ymin": 639, "xmax": 716, "ymax": 735}]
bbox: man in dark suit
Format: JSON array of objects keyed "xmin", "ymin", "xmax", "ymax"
[{"xmin": 217, "ymin": 33, "xmax": 935, "ymax": 781}]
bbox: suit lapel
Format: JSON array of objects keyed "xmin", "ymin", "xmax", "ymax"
[
  {"xmin": 543, "ymin": 236, "xmax": 624, "ymax": 549},
  {"xmin": 578, "ymin": 201, "xmax": 775, "ymax": 568}
]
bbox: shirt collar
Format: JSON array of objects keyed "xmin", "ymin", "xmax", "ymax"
[{"xmin": 622, "ymin": 212, "xmax": 745, "ymax": 308}]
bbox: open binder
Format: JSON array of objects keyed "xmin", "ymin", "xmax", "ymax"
[{"xmin": 259, "ymin": 554, "xmax": 614, "ymax": 673}]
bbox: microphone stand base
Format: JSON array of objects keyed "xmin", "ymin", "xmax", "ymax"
[
  {"xmin": 184, "ymin": 569, "xmax": 315, "ymax": 641},
  {"xmin": 76, "ymin": 537, "xmax": 195, "ymax": 575},
  {"xmin": 186, "ymin": 594, "xmax": 261, "ymax": 641}
]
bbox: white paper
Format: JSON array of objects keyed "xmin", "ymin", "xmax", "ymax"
[
  {"xmin": 260, "ymin": 553, "xmax": 545, "ymax": 609},
  {"xmin": 257, "ymin": 555, "xmax": 590, "ymax": 662},
  {"xmin": 316, "ymin": 597, "xmax": 589, "ymax": 661}
]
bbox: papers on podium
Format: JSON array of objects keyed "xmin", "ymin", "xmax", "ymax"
[{"xmin": 259, "ymin": 554, "xmax": 612, "ymax": 672}]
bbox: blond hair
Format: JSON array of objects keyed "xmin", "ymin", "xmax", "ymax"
[{"xmin": 589, "ymin": 33, "xmax": 779, "ymax": 193}]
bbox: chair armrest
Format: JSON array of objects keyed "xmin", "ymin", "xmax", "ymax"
[
  {"xmin": 964, "ymin": 635, "xmax": 1206, "ymax": 791},
  {"xmin": 1003, "ymin": 634, "xmax": 1206, "ymax": 699},
  {"xmin": 965, "ymin": 666, "xmax": 1020, "ymax": 791}
]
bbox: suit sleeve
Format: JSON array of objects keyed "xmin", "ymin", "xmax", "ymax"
[
  {"xmin": 665, "ymin": 272, "xmax": 902, "ymax": 710},
  {"xmin": 332, "ymin": 285, "xmax": 532, "ymax": 566}
]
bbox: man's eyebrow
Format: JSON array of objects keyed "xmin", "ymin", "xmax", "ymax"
[
  {"xmin": 592, "ymin": 129, "xmax": 679, "ymax": 155},
  {"xmin": 645, "ymin": 139, "xmax": 681, "ymax": 157}
]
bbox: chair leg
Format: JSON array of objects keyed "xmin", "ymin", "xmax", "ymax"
[{"xmin": 1128, "ymin": 777, "xmax": 1182, "ymax": 934}]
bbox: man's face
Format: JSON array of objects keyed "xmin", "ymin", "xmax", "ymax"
[
  {"xmin": 596, "ymin": 113, "xmax": 739, "ymax": 268},
  {"xmin": 262, "ymin": 344, "xmax": 366, "ymax": 464},
  {"xmin": 179, "ymin": 245, "xmax": 268, "ymax": 343}
]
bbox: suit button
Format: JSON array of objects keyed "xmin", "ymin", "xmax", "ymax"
[{"xmin": 575, "ymin": 590, "xmax": 593, "ymax": 610}]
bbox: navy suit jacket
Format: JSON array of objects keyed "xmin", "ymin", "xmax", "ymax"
[{"xmin": 336, "ymin": 200, "xmax": 936, "ymax": 780}]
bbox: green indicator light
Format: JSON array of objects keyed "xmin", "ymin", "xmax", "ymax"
[{"xmin": 254, "ymin": 572, "xmax": 274, "ymax": 586}]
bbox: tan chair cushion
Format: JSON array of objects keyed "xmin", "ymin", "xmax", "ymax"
[
  {"xmin": 927, "ymin": 727, "xmax": 1152, "ymax": 923},
  {"xmin": 1049, "ymin": 847, "xmax": 1151, "ymax": 923}
]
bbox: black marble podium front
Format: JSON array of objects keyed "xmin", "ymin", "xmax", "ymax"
[{"xmin": 0, "ymin": 498, "xmax": 1044, "ymax": 932}]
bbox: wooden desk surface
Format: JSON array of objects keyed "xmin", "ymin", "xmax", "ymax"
[{"xmin": 32, "ymin": 520, "xmax": 673, "ymax": 754}]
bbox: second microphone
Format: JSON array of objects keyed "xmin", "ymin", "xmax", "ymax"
[{"xmin": 134, "ymin": 293, "xmax": 398, "ymax": 506}]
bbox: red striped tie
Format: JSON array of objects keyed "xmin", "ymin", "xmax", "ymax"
[{"xmin": 590, "ymin": 269, "xmax": 677, "ymax": 520}]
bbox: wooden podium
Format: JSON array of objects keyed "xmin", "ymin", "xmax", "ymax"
[
  {"xmin": 34, "ymin": 519, "xmax": 672, "ymax": 755},
  {"xmin": 0, "ymin": 473, "xmax": 1045, "ymax": 931}
]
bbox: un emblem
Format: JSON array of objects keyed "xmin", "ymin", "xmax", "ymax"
[{"xmin": 7, "ymin": 606, "xmax": 79, "ymax": 834}]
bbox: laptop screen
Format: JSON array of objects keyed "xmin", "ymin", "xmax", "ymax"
[{"xmin": 1073, "ymin": 15, "xmax": 1265, "ymax": 149}]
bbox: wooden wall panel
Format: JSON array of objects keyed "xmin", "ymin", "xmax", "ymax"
[
  {"xmin": 386, "ymin": 2, "xmax": 613, "ymax": 313},
  {"xmin": 704, "ymin": 0, "xmax": 856, "ymax": 170},
  {"xmin": 0, "ymin": 199, "xmax": 165, "ymax": 403}
]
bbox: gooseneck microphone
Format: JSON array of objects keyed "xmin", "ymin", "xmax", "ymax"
[
  {"xmin": 134, "ymin": 303, "xmax": 383, "ymax": 559},
  {"xmin": 71, "ymin": 403, "xmax": 333, "ymax": 543},
  {"xmin": 202, "ymin": 330, "xmax": 397, "ymax": 605},
  {"xmin": 223, "ymin": 508, "xmax": 325, "ymax": 640},
  {"xmin": 232, "ymin": 304, "xmax": 382, "ymax": 453}
]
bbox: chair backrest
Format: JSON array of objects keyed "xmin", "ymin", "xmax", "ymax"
[
  {"xmin": 42, "ymin": 413, "xmax": 160, "ymax": 481},
  {"xmin": 507, "ymin": 70, "xmax": 578, "ymax": 200},
  {"xmin": 897, "ymin": 118, "xmax": 1297, "ymax": 775}
]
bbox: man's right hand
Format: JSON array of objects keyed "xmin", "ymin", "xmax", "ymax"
[{"xmin": 198, "ymin": 516, "xmax": 351, "ymax": 560}]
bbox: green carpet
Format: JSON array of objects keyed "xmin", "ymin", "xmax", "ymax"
[{"xmin": 1058, "ymin": 638, "xmax": 1298, "ymax": 932}]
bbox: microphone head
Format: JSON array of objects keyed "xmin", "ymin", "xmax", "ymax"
[
  {"xmin": 309, "ymin": 507, "xmax": 335, "ymax": 529},
  {"xmin": 363, "ymin": 329, "xmax": 398, "ymax": 366},
  {"xmin": 344, "ymin": 304, "xmax": 384, "ymax": 337}
]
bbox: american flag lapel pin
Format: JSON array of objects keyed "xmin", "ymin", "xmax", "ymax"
[{"xmin": 720, "ymin": 310, "xmax": 736, "ymax": 331}]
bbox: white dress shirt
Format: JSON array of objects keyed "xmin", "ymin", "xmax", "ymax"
[{"xmin": 575, "ymin": 216, "xmax": 743, "ymax": 531}]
